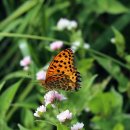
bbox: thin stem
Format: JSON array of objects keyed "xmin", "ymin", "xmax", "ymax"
[
  {"xmin": 89, "ymin": 48, "xmax": 130, "ymax": 70},
  {"xmin": 35, "ymin": 119, "xmax": 57, "ymax": 126},
  {"xmin": 0, "ymin": 32, "xmax": 69, "ymax": 44}
]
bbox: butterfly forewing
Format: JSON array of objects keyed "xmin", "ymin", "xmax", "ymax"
[{"xmin": 44, "ymin": 48, "xmax": 81, "ymax": 91}]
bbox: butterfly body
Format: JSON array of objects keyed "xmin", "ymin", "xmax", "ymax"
[{"xmin": 40, "ymin": 48, "xmax": 81, "ymax": 91}]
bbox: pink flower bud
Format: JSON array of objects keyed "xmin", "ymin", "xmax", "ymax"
[
  {"xmin": 20, "ymin": 56, "xmax": 31, "ymax": 67},
  {"xmin": 44, "ymin": 91, "xmax": 67, "ymax": 106},
  {"xmin": 50, "ymin": 41, "xmax": 63, "ymax": 50},
  {"xmin": 36, "ymin": 70, "xmax": 46, "ymax": 80}
]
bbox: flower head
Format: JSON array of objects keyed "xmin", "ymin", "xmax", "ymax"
[
  {"xmin": 57, "ymin": 110, "xmax": 72, "ymax": 123},
  {"xmin": 36, "ymin": 70, "xmax": 46, "ymax": 80},
  {"xmin": 67, "ymin": 20, "xmax": 77, "ymax": 30},
  {"xmin": 34, "ymin": 105, "xmax": 46, "ymax": 117},
  {"xmin": 57, "ymin": 18, "xmax": 70, "ymax": 30},
  {"xmin": 23, "ymin": 66, "xmax": 29, "ymax": 71},
  {"xmin": 110, "ymin": 37, "xmax": 116, "ymax": 43},
  {"xmin": 44, "ymin": 90, "xmax": 67, "ymax": 106},
  {"xmin": 20, "ymin": 56, "xmax": 31, "ymax": 67},
  {"xmin": 71, "ymin": 122, "xmax": 84, "ymax": 130},
  {"xmin": 20, "ymin": 56, "xmax": 31, "ymax": 71},
  {"xmin": 84, "ymin": 43, "xmax": 90, "ymax": 49},
  {"xmin": 50, "ymin": 41, "xmax": 63, "ymax": 50},
  {"xmin": 57, "ymin": 18, "xmax": 77, "ymax": 31}
]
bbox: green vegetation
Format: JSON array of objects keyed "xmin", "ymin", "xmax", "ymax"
[{"xmin": 0, "ymin": 0, "xmax": 130, "ymax": 130}]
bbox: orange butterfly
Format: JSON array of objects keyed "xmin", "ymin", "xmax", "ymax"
[{"xmin": 40, "ymin": 48, "xmax": 81, "ymax": 91}]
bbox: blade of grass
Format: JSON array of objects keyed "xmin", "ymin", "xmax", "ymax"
[
  {"xmin": 0, "ymin": 44, "xmax": 18, "ymax": 69},
  {"xmin": 0, "ymin": 80, "xmax": 22, "ymax": 119},
  {"xmin": 0, "ymin": 0, "xmax": 38, "ymax": 30},
  {"xmin": 0, "ymin": 32, "xmax": 69, "ymax": 44},
  {"xmin": 6, "ymin": 82, "xmax": 34, "ymax": 121},
  {"xmin": 0, "ymin": 81, "xmax": 6, "ymax": 91}
]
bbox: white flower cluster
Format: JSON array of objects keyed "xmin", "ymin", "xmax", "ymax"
[
  {"xmin": 71, "ymin": 122, "xmax": 84, "ymax": 130},
  {"xmin": 71, "ymin": 41, "xmax": 90, "ymax": 52},
  {"xmin": 33, "ymin": 90, "xmax": 84, "ymax": 129},
  {"xmin": 57, "ymin": 18, "xmax": 77, "ymax": 31},
  {"xmin": 34, "ymin": 90, "xmax": 67, "ymax": 117}
]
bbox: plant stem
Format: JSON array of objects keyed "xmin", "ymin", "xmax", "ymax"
[
  {"xmin": 0, "ymin": 32, "xmax": 69, "ymax": 44},
  {"xmin": 89, "ymin": 48, "xmax": 130, "ymax": 70}
]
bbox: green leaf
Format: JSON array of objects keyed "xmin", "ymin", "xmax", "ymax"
[
  {"xmin": 113, "ymin": 123, "xmax": 124, "ymax": 130},
  {"xmin": 0, "ymin": 119, "xmax": 12, "ymax": 130},
  {"xmin": 0, "ymin": 19, "xmax": 22, "ymax": 41},
  {"xmin": 3, "ymin": 71, "xmax": 30, "ymax": 81},
  {"xmin": 88, "ymin": 89, "xmax": 122, "ymax": 116},
  {"xmin": 18, "ymin": 124, "xmax": 30, "ymax": 130},
  {"xmin": 65, "ymin": 74, "xmax": 97, "ymax": 114},
  {"xmin": 0, "ymin": 0, "xmax": 38, "ymax": 30},
  {"xmin": 47, "ymin": 2, "xmax": 69, "ymax": 17},
  {"xmin": 78, "ymin": 58, "xmax": 94, "ymax": 74},
  {"xmin": 21, "ymin": 109, "xmax": 34, "ymax": 127},
  {"xmin": 0, "ymin": 44, "xmax": 17, "ymax": 69},
  {"xmin": 122, "ymin": 114, "xmax": 130, "ymax": 130},
  {"xmin": 93, "ymin": 55, "xmax": 129, "ymax": 92},
  {"xmin": 125, "ymin": 55, "xmax": 130, "ymax": 64},
  {"xmin": 0, "ymin": 80, "xmax": 6, "ymax": 91},
  {"xmin": 111, "ymin": 27, "xmax": 125, "ymax": 57},
  {"xmin": 57, "ymin": 123, "xmax": 69, "ymax": 130},
  {"xmin": 0, "ymin": 80, "xmax": 22, "ymax": 119},
  {"xmin": 96, "ymin": 0, "xmax": 128, "ymax": 14}
]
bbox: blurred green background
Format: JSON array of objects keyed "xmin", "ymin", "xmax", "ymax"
[{"xmin": 0, "ymin": 0, "xmax": 130, "ymax": 130}]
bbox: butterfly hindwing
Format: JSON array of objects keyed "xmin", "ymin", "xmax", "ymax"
[{"xmin": 45, "ymin": 74, "xmax": 78, "ymax": 91}]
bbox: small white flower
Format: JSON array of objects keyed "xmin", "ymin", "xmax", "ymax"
[
  {"xmin": 57, "ymin": 110, "xmax": 72, "ymax": 123},
  {"xmin": 71, "ymin": 122, "xmax": 84, "ymax": 130},
  {"xmin": 84, "ymin": 107, "xmax": 90, "ymax": 112},
  {"xmin": 23, "ymin": 66, "xmax": 29, "ymax": 71},
  {"xmin": 72, "ymin": 41, "xmax": 81, "ymax": 47},
  {"xmin": 37, "ymin": 105, "xmax": 46, "ymax": 112},
  {"xmin": 20, "ymin": 56, "xmax": 31, "ymax": 67},
  {"xmin": 57, "ymin": 18, "xmax": 70, "ymax": 30},
  {"xmin": 50, "ymin": 41, "xmax": 63, "ymax": 50},
  {"xmin": 110, "ymin": 37, "xmax": 116, "ymax": 43},
  {"xmin": 34, "ymin": 111, "xmax": 40, "ymax": 117},
  {"xmin": 44, "ymin": 90, "xmax": 67, "ymax": 106},
  {"xmin": 84, "ymin": 43, "xmax": 90, "ymax": 49},
  {"xmin": 67, "ymin": 20, "xmax": 77, "ymax": 30},
  {"xmin": 34, "ymin": 105, "xmax": 46, "ymax": 117},
  {"xmin": 71, "ymin": 41, "xmax": 81, "ymax": 52},
  {"xmin": 36, "ymin": 70, "xmax": 46, "ymax": 80}
]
